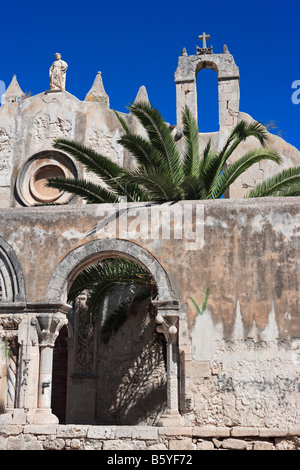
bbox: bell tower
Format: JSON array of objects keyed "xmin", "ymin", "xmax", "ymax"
[{"xmin": 175, "ymin": 34, "xmax": 240, "ymax": 133}]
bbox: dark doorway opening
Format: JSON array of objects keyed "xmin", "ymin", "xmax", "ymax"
[{"xmin": 51, "ymin": 325, "xmax": 68, "ymax": 423}]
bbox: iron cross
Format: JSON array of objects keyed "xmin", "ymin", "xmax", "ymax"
[{"xmin": 198, "ymin": 32, "xmax": 210, "ymax": 49}]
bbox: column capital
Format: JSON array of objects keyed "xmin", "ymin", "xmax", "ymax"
[
  {"xmin": 23, "ymin": 302, "xmax": 70, "ymax": 348},
  {"xmin": 153, "ymin": 299, "xmax": 180, "ymax": 344},
  {"xmin": 35, "ymin": 311, "xmax": 68, "ymax": 347},
  {"xmin": 0, "ymin": 314, "xmax": 23, "ymax": 341}
]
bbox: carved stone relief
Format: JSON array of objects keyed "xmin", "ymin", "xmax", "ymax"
[
  {"xmin": 87, "ymin": 128, "xmax": 123, "ymax": 166},
  {"xmin": 0, "ymin": 128, "xmax": 12, "ymax": 186},
  {"xmin": 32, "ymin": 115, "xmax": 73, "ymax": 145},
  {"xmin": 75, "ymin": 295, "xmax": 95, "ymax": 373}
]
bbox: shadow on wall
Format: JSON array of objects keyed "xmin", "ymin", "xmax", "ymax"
[
  {"xmin": 95, "ymin": 297, "xmax": 168, "ymax": 425},
  {"xmin": 63, "ymin": 288, "xmax": 168, "ymax": 426}
]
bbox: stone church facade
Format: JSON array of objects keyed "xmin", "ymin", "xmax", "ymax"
[{"xmin": 0, "ymin": 37, "xmax": 299, "ymax": 450}]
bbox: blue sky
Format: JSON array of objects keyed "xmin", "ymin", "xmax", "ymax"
[{"xmin": 1, "ymin": 0, "xmax": 299, "ymax": 150}]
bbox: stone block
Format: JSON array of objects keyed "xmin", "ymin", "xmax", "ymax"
[
  {"xmin": 192, "ymin": 426, "xmax": 230, "ymax": 438},
  {"xmin": 221, "ymin": 438, "xmax": 249, "ymax": 450},
  {"xmin": 24, "ymin": 424, "xmax": 57, "ymax": 435},
  {"xmin": 56, "ymin": 424, "xmax": 88, "ymax": 438},
  {"xmin": 115, "ymin": 426, "xmax": 133, "ymax": 439},
  {"xmin": 231, "ymin": 427, "xmax": 259, "ymax": 437},
  {"xmin": 11, "ymin": 409, "xmax": 27, "ymax": 425},
  {"xmin": 161, "ymin": 426, "xmax": 193, "ymax": 437},
  {"xmin": 87, "ymin": 425, "xmax": 116, "ymax": 439},
  {"xmin": 84, "ymin": 439, "xmax": 103, "ymax": 450},
  {"xmin": 23, "ymin": 434, "xmax": 44, "ymax": 450},
  {"xmin": 197, "ymin": 439, "xmax": 214, "ymax": 450},
  {"xmin": 288, "ymin": 427, "xmax": 300, "ymax": 436},
  {"xmin": 7, "ymin": 434, "xmax": 25, "ymax": 450},
  {"xmin": 259, "ymin": 428, "xmax": 289, "ymax": 437},
  {"xmin": 253, "ymin": 441, "xmax": 274, "ymax": 450},
  {"xmin": 0, "ymin": 435, "xmax": 7, "ymax": 450},
  {"xmin": 132, "ymin": 426, "xmax": 158, "ymax": 440},
  {"xmin": 43, "ymin": 437, "xmax": 65, "ymax": 450},
  {"xmin": 185, "ymin": 360, "xmax": 211, "ymax": 378},
  {"xmin": 103, "ymin": 439, "xmax": 147, "ymax": 450},
  {"xmin": 169, "ymin": 437, "xmax": 194, "ymax": 450},
  {"xmin": 148, "ymin": 443, "xmax": 168, "ymax": 450},
  {"xmin": 0, "ymin": 424, "xmax": 23, "ymax": 436},
  {"xmin": 70, "ymin": 438, "xmax": 82, "ymax": 449}
]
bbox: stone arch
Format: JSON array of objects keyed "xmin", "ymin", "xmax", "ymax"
[
  {"xmin": 46, "ymin": 239, "xmax": 181, "ymax": 424},
  {"xmin": 196, "ymin": 59, "xmax": 219, "ymax": 75},
  {"xmin": 0, "ymin": 237, "xmax": 26, "ymax": 303},
  {"xmin": 175, "ymin": 47, "xmax": 240, "ymax": 132},
  {"xmin": 47, "ymin": 239, "xmax": 175, "ymax": 305}
]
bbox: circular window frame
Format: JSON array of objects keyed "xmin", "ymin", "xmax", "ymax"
[
  {"xmin": 29, "ymin": 163, "xmax": 66, "ymax": 203},
  {"xmin": 16, "ymin": 150, "xmax": 79, "ymax": 206}
]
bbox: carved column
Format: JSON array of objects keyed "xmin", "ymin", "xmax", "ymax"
[
  {"xmin": 0, "ymin": 314, "xmax": 22, "ymax": 412},
  {"xmin": 153, "ymin": 300, "xmax": 181, "ymax": 426},
  {"xmin": 34, "ymin": 310, "xmax": 68, "ymax": 423}
]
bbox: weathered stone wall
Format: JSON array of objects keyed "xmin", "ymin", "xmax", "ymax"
[
  {"xmin": 0, "ymin": 197, "xmax": 299, "ymax": 432},
  {"xmin": 0, "ymin": 90, "xmax": 142, "ymax": 208},
  {"xmin": 1, "ymin": 77, "xmax": 300, "ymax": 207},
  {"xmin": 0, "ymin": 423, "xmax": 299, "ymax": 450}
]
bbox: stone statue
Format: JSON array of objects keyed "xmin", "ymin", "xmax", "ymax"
[{"xmin": 49, "ymin": 53, "xmax": 68, "ymax": 91}]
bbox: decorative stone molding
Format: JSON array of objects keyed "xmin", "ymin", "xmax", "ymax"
[
  {"xmin": 47, "ymin": 238, "xmax": 175, "ymax": 304},
  {"xmin": 15, "ymin": 150, "xmax": 78, "ymax": 206},
  {"xmin": 0, "ymin": 315, "xmax": 22, "ymax": 336},
  {"xmin": 0, "ymin": 237, "xmax": 26, "ymax": 303},
  {"xmin": 35, "ymin": 312, "xmax": 68, "ymax": 348},
  {"xmin": 153, "ymin": 300, "xmax": 180, "ymax": 344},
  {"xmin": 153, "ymin": 300, "xmax": 181, "ymax": 424}
]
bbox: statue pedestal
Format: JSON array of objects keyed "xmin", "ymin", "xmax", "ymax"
[{"xmin": 44, "ymin": 89, "xmax": 64, "ymax": 94}]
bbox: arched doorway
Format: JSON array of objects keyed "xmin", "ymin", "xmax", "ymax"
[{"xmin": 47, "ymin": 240, "xmax": 180, "ymax": 425}]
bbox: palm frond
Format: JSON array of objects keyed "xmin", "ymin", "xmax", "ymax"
[
  {"xmin": 46, "ymin": 176, "xmax": 121, "ymax": 204},
  {"xmin": 246, "ymin": 166, "xmax": 300, "ymax": 198},
  {"xmin": 182, "ymin": 106, "xmax": 200, "ymax": 177},
  {"xmin": 128, "ymin": 102, "xmax": 184, "ymax": 186},
  {"xmin": 210, "ymin": 120, "xmax": 270, "ymax": 189},
  {"xmin": 199, "ymin": 147, "xmax": 222, "ymax": 194},
  {"xmin": 0, "ymin": 339, "xmax": 10, "ymax": 361},
  {"xmin": 68, "ymin": 258, "xmax": 155, "ymax": 302},
  {"xmin": 69, "ymin": 257, "xmax": 156, "ymax": 333},
  {"xmin": 121, "ymin": 166, "xmax": 184, "ymax": 201},
  {"xmin": 53, "ymin": 139, "xmax": 145, "ymax": 202},
  {"xmin": 210, "ymin": 148, "xmax": 282, "ymax": 199},
  {"xmin": 180, "ymin": 175, "xmax": 207, "ymax": 200},
  {"xmin": 53, "ymin": 138, "xmax": 124, "ymax": 181},
  {"xmin": 118, "ymin": 133, "xmax": 168, "ymax": 172},
  {"xmin": 113, "ymin": 110, "xmax": 131, "ymax": 134}
]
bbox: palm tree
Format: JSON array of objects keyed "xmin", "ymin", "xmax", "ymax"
[
  {"xmin": 47, "ymin": 101, "xmax": 289, "ymax": 204},
  {"xmin": 46, "ymin": 101, "xmax": 300, "ymax": 338}
]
